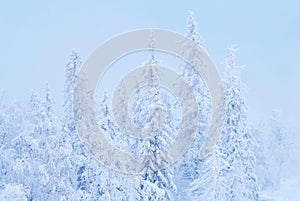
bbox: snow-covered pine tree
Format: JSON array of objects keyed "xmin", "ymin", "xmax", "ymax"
[
  {"xmin": 134, "ymin": 42, "xmax": 176, "ymax": 201},
  {"xmin": 186, "ymin": 10, "xmax": 204, "ymax": 45},
  {"xmin": 39, "ymin": 84, "xmax": 75, "ymax": 200},
  {"xmin": 222, "ymin": 46, "xmax": 259, "ymax": 201},
  {"xmin": 28, "ymin": 90, "xmax": 49, "ymax": 200},
  {"xmin": 92, "ymin": 88, "xmax": 141, "ymax": 200},
  {"xmin": 95, "ymin": 44, "xmax": 176, "ymax": 200},
  {"xmin": 2, "ymin": 100, "xmax": 25, "ymax": 144},
  {"xmin": 174, "ymin": 11, "xmax": 210, "ymax": 200},
  {"xmin": 70, "ymin": 58, "xmax": 141, "ymax": 200},
  {"xmin": 189, "ymin": 46, "xmax": 260, "ymax": 201},
  {"xmin": 189, "ymin": 146, "xmax": 230, "ymax": 200},
  {"xmin": 267, "ymin": 112, "xmax": 289, "ymax": 189},
  {"xmin": 250, "ymin": 124, "xmax": 273, "ymax": 191},
  {"xmin": 38, "ymin": 84, "xmax": 57, "ymax": 150},
  {"xmin": 62, "ymin": 50, "xmax": 89, "ymax": 193},
  {"xmin": 30, "ymin": 92, "xmax": 43, "ymax": 138},
  {"xmin": 63, "ymin": 50, "xmax": 82, "ymax": 153},
  {"xmin": 10, "ymin": 93, "xmax": 41, "ymax": 199},
  {"xmin": 0, "ymin": 98, "xmax": 22, "ymax": 188},
  {"xmin": 186, "ymin": 41, "xmax": 230, "ymax": 201}
]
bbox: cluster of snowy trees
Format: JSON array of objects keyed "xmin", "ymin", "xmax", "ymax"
[{"xmin": 0, "ymin": 12, "xmax": 291, "ymax": 200}]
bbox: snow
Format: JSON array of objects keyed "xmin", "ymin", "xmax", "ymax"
[{"xmin": 260, "ymin": 179, "xmax": 300, "ymax": 201}]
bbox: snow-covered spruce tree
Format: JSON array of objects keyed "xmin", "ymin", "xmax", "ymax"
[
  {"xmin": 30, "ymin": 92, "xmax": 43, "ymax": 138},
  {"xmin": 36, "ymin": 84, "xmax": 57, "ymax": 149},
  {"xmin": 186, "ymin": 44, "xmax": 230, "ymax": 200},
  {"xmin": 95, "ymin": 46, "xmax": 176, "ymax": 200},
  {"xmin": 0, "ymin": 96, "xmax": 23, "ymax": 188},
  {"xmin": 38, "ymin": 84, "xmax": 75, "ymax": 200},
  {"xmin": 63, "ymin": 49, "xmax": 82, "ymax": 153},
  {"xmin": 133, "ymin": 47, "xmax": 176, "ymax": 201},
  {"xmin": 188, "ymin": 146, "xmax": 230, "ymax": 200},
  {"xmin": 89, "ymin": 88, "xmax": 142, "ymax": 200},
  {"xmin": 174, "ymin": 11, "xmax": 211, "ymax": 200},
  {"xmin": 137, "ymin": 132, "xmax": 176, "ymax": 201},
  {"xmin": 63, "ymin": 51, "xmax": 111, "ymax": 198},
  {"xmin": 72, "ymin": 62, "xmax": 139, "ymax": 200},
  {"xmin": 190, "ymin": 46, "xmax": 259, "ymax": 201},
  {"xmin": 62, "ymin": 50, "xmax": 88, "ymax": 193},
  {"xmin": 71, "ymin": 76, "xmax": 103, "ymax": 199},
  {"xmin": 28, "ymin": 88, "xmax": 53, "ymax": 199},
  {"xmin": 266, "ymin": 112, "xmax": 289, "ymax": 189},
  {"xmin": 1, "ymin": 100, "xmax": 25, "ymax": 145},
  {"xmin": 1, "ymin": 98, "xmax": 27, "ymax": 189},
  {"xmin": 9, "ymin": 93, "xmax": 42, "ymax": 199},
  {"xmin": 222, "ymin": 46, "xmax": 259, "ymax": 201},
  {"xmin": 250, "ymin": 124, "xmax": 273, "ymax": 191}
]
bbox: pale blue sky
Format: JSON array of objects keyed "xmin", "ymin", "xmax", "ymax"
[{"xmin": 0, "ymin": 1, "xmax": 299, "ymax": 128}]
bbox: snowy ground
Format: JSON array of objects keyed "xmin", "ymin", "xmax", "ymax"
[{"xmin": 260, "ymin": 179, "xmax": 300, "ymax": 201}]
